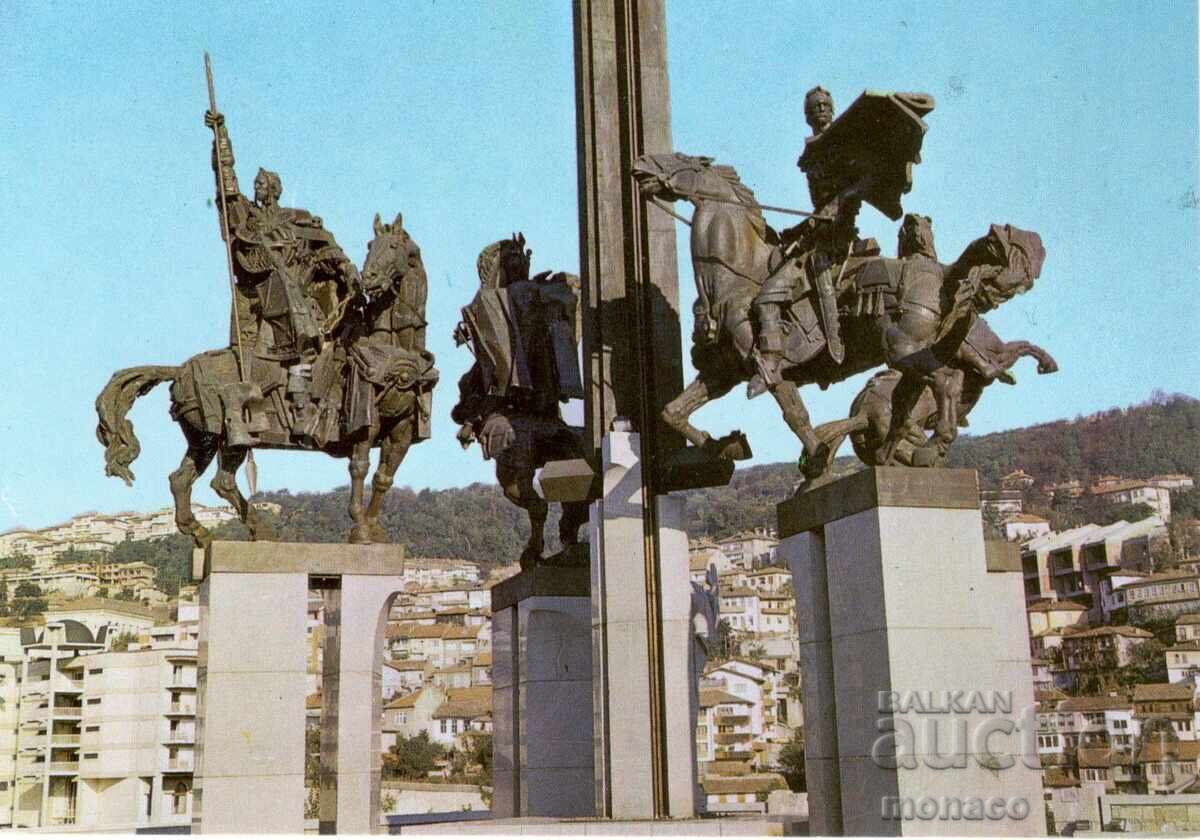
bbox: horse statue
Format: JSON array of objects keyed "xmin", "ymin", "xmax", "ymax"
[
  {"xmin": 631, "ymin": 152, "xmax": 1057, "ymax": 480},
  {"xmin": 814, "ymin": 314, "xmax": 1059, "ymax": 470},
  {"xmin": 95, "ymin": 211, "xmax": 438, "ymax": 546}
]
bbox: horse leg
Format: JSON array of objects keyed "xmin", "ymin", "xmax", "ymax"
[
  {"xmin": 999, "ymin": 340, "xmax": 1059, "ymax": 376},
  {"xmin": 921, "ymin": 366, "xmax": 964, "ymax": 466},
  {"xmin": 662, "ymin": 370, "xmax": 747, "ymax": 459},
  {"xmin": 364, "ymin": 420, "xmax": 414, "ymax": 543},
  {"xmin": 169, "ymin": 428, "xmax": 218, "ymax": 548},
  {"xmin": 499, "ymin": 463, "xmax": 545, "ymax": 570},
  {"xmin": 769, "ymin": 380, "xmax": 829, "ymax": 479},
  {"xmin": 209, "ymin": 446, "xmax": 274, "ymax": 540},
  {"xmin": 347, "ymin": 439, "xmax": 373, "ymax": 544},
  {"xmin": 878, "ymin": 372, "xmax": 929, "ymax": 466}
]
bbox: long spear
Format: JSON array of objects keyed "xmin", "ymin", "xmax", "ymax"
[{"xmin": 203, "ymin": 52, "xmax": 258, "ymax": 494}]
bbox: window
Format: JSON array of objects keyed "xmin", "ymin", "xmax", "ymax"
[
  {"xmin": 87, "ymin": 698, "xmax": 101, "ymax": 705},
  {"xmin": 83, "ymin": 753, "xmax": 98, "ymax": 759},
  {"xmin": 440, "ymin": 719, "xmax": 447, "ymax": 734},
  {"xmin": 88, "ymin": 668, "xmax": 103, "ymax": 675},
  {"xmin": 85, "ymin": 725, "xmax": 99, "ymax": 732},
  {"xmin": 172, "ymin": 782, "xmax": 189, "ymax": 815}
]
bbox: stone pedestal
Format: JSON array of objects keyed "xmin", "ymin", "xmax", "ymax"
[
  {"xmin": 192, "ymin": 541, "xmax": 404, "ymax": 835},
  {"xmin": 490, "ymin": 566, "xmax": 595, "ymax": 818},
  {"xmin": 589, "ymin": 430, "xmax": 696, "ymax": 819},
  {"xmin": 778, "ymin": 468, "xmax": 1045, "ymax": 837}
]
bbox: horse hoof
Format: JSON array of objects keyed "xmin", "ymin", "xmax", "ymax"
[
  {"xmin": 518, "ymin": 547, "xmax": 542, "ymax": 572},
  {"xmin": 349, "ymin": 525, "xmax": 372, "ymax": 545},
  {"xmin": 710, "ymin": 431, "xmax": 753, "ymax": 461},
  {"xmin": 192, "ymin": 528, "xmax": 213, "ymax": 550}
]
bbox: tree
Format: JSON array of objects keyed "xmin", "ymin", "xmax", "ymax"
[
  {"xmin": 0, "ymin": 575, "xmax": 9, "ymax": 617},
  {"xmin": 115, "ymin": 587, "xmax": 138, "ymax": 602},
  {"xmin": 13, "ymin": 582, "xmax": 46, "ymax": 620},
  {"xmin": 382, "ymin": 731, "xmax": 444, "ymax": 780},
  {"xmin": 305, "ymin": 725, "xmax": 320, "ymax": 819},
  {"xmin": 1120, "ymin": 639, "xmax": 1167, "ymax": 685},
  {"xmin": 712, "ymin": 619, "xmax": 739, "ymax": 661},
  {"xmin": 109, "ymin": 631, "xmax": 139, "ymax": 652},
  {"xmin": 778, "ymin": 730, "xmax": 806, "ymax": 792}
]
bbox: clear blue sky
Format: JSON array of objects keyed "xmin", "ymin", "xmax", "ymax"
[{"xmin": 0, "ymin": 1, "xmax": 1196, "ymax": 531}]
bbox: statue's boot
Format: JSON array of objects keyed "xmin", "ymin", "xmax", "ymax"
[
  {"xmin": 814, "ymin": 269, "xmax": 844, "ymax": 365},
  {"xmin": 219, "ymin": 382, "xmax": 264, "ymax": 448},
  {"xmin": 747, "ymin": 318, "xmax": 786, "ymax": 399}
]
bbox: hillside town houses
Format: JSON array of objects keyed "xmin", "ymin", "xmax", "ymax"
[{"xmin": 1, "ymin": 462, "xmax": 1196, "ymax": 827}]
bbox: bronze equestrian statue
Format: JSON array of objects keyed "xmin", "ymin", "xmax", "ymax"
[
  {"xmin": 632, "ymin": 150, "xmax": 1056, "ymax": 481},
  {"xmin": 95, "ymin": 101, "xmax": 437, "ymax": 546},
  {"xmin": 451, "ymin": 235, "xmax": 589, "ymax": 570}
]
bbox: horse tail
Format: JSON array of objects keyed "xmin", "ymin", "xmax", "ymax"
[{"xmin": 95, "ymin": 365, "xmax": 180, "ymax": 486}]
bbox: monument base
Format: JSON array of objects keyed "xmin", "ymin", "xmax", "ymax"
[
  {"xmin": 778, "ymin": 468, "xmax": 1045, "ymax": 837},
  {"xmin": 192, "ymin": 540, "xmax": 405, "ymax": 835},
  {"xmin": 490, "ymin": 564, "xmax": 595, "ymax": 818}
]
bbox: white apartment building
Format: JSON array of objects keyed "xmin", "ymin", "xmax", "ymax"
[
  {"xmin": 1178, "ymin": 613, "xmax": 1200, "ymax": 642},
  {"xmin": 1093, "ymin": 481, "xmax": 1172, "ymax": 521},
  {"xmin": 1166, "ymin": 641, "xmax": 1200, "ymax": 684},
  {"xmin": 9, "ymin": 619, "xmax": 198, "ymax": 830},
  {"xmin": 43, "ymin": 599, "xmax": 159, "ymax": 640}
]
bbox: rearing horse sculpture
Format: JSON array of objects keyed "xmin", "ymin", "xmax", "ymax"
[
  {"xmin": 632, "ymin": 152, "xmax": 1056, "ymax": 479},
  {"xmin": 95, "ymin": 212, "xmax": 438, "ymax": 545}
]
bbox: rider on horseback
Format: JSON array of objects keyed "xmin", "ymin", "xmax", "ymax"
[
  {"xmin": 206, "ymin": 109, "xmax": 362, "ymax": 445},
  {"xmin": 748, "ymin": 86, "xmax": 862, "ymax": 398}
]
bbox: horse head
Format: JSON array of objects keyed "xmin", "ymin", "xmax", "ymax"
[
  {"xmin": 476, "ymin": 233, "xmax": 531, "ymax": 289},
  {"xmin": 362, "ymin": 211, "xmax": 422, "ymax": 297},
  {"xmin": 951, "ymin": 224, "xmax": 1045, "ymax": 313},
  {"xmin": 631, "ymin": 152, "xmax": 715, "ymax": 203}
]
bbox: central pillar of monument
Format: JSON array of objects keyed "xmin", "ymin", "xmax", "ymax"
[
  {"xmin": 589, "ymin": 429, "xmax": 696, "ymax": 819},
  {"xmin": 778, "ymin": 469, "xmax": 1045, "ymax": 837},
  {"xmin": 572, "ymin": 0, "xmax": 699, "ymax": 821}
]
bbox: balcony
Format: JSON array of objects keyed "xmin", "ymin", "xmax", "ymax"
[
  {"xmin": 164, "ymin": 758, "xmax": 195, "ymax": 772},
  {"xmin": 715, "ymin": 714, "xmax": 750, "ymax": 725},
  {"xmin": 52, "ymin": 674, "xmax": 83, "ymax": 692},
  {"xmin": 714, "ymin": 731, "xmax": 752, "ymax": 745},
  {"xmin": 165, "ymin": 731, "xmax": 196, "ymax": 744},
  {"xmin": 167, "ymin": 703, "xmax": 196, "ymax": 716},
  {"xmin": 48, "ymin": 761, "xmax": 79, "ymax": 774},
  {"xmin": 51, "ymin": 733, "xmax": 81, "ymax": 746},
  {"xmin": 52, "ymin": 707, "xmax": 83, "ymax": 719},
  {"xmin": 48, "ymin": 809, "xmax": 76, "ymax": 826}
]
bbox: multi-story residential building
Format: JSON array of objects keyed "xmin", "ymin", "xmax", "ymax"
[
  {"xmin": 1004, "ymin": 513, "xmax": 1051, "ymax": 542},
  {"xmin": 9, "ymin": 614, "xmax": 198, "ymax": 831},
  {"xmin": 695, "ymin": 688, "xmax": 754, "ymax": 770},
  {"xmin": 1178, "ymin": 614, "xmax": 1200, "ymax": 642},
  {"xmin": 715, "ymin": 533, "xmax": 777, "ymax": 570},
  {"xmin": 1166, "ymin": 641, "xmax": 1200, "ymax": 684},
  {"xmin": 1094, "ymin": 481, "xmax": 1172, "ymax": 521},
  {"xmin": 12, "ymin": 620, "xmax": 107, "ymax": 828},
  {"xmin": 1060, "ymin": 626, "xmax": 1153, "ymax": 688},
  {"xmin": 1120, "ymin": 568, "xmax": 1200, "ymax": 623},
  {"xmin": 43, "ymin": 599, "xmax": 160, "ymax": 640},
  {"xmin": 1022, "ymin": 525, "xmax": 1095, "ymax": 603},
  {"xmin": 718, "ymin": 588, "xmax": 762, "ymax": 633},
  {"xmin": 385, "ymin": 622, "xmax": 489, "ymax": 670},
  {"xmin": 744, "ymin": 567, "xmax": 790, "ymax": 593},
  {"xmin": 430, "ymin": 686, "xmax": 491, "ymax": 749},
  {"xmin": 1149, "ymin": 474, "xmax": 1195, "ymax": 491},
  {"xmin": 1137, "ymin": 740, "xmax": 1200, "ymax": 794},
  {"xmin": 385, "ymin": 659, "xmax": 430, "ymax": 696},
  {"xmin": 1133, "ymin": 683, "xmax": 1197, "ymax": 742},
  {"xmin": 1026, "ymin": 600, "xmax": 1087, "ymax": 659}
]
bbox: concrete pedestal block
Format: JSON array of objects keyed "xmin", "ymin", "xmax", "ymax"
[
  {"xmin": 590, "ymin": 431, "xmax": 696, "ymax": 819},
  {"xmin": 490, "ymin": 566, "xmax": 595, "ymax": 818},
  {"xmin": 778, "ymin": 469, "xmax": 1046, "ymax": 837},
  {"xmin": 193, "ymin": 541, "xmax": 404, "ymax": 835}
]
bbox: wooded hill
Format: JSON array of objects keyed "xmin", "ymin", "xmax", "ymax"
[
  {"xmin": 251, "ymin": 392, "xmax": 1199, "ymax": 569},
  {"xmin": 18, "ymin": 393, "xmax": 1197, "ymax": 593}
]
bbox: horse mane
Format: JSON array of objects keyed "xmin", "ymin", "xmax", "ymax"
[{"xmin": 708, "ymin": 162, "xmax": 766, "ymax": 237}]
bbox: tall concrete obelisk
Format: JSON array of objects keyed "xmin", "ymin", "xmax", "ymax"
[{"xmin": 573, "ymin": 0, "xmax": 697, "ymax": 820}]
